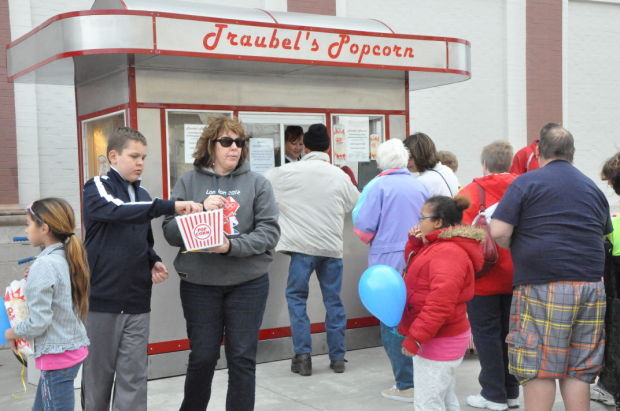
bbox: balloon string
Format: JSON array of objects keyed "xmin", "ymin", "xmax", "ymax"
[{"xmin": 11, "ymin": 351, "xmax": 28, "ymax": 399}]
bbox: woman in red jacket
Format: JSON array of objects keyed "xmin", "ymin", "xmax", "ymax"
[
  {"xmin": 399, "ymin": 195, "xmax": 484, "ymax": 411},
  {"xmin": 458, "ymin": 141, "xmax": 520, "ymax": 411}
]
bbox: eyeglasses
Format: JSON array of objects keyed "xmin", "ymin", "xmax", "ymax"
[
  {"xmin": 419, "ymin": 215, "xmax": 437, "ymax": 220},
  {"xmin": 216, "ymin": 136, "xmax": 246, "ymax": 148}
]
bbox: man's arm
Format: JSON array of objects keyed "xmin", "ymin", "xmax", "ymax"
[{"xmin": 491, "ymin": 219, "xmax": 514, "ymax": 249}]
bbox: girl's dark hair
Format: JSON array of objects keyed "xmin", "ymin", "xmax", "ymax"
[
  {"xmin": 403, "ymin": 132, "xmax": 438, "ymax": 172},
  {"xmin": 601, "ymin": 152, "xmax": 620, "ymax": 195},
  {"xmin": 425, "ymin": 195, "xmax": 471, "ymax": 228},
  {"xmin": 28, "ymin": 198, "xmax": 90, "ymax": 320}
]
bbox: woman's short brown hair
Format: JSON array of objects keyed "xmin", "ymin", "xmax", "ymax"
[
  {"xmin": 284, "ymin": 125, "xmax": 303, "ymax": 143},
  {"xmin": 193, "ymin": 116, "xmax": 248, "ymax": 169},
  {"xmin": 403, "ymin": 132, "xmax": 438, "ymax": 173}
]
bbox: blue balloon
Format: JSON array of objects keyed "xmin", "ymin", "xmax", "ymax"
[
  {"xmin": 0, "ymin": 302, "xmax": 11, "ymax": 345},
  {"xmin": 358, "ymin": 265, "xmax": 406, "ymax": 327}
]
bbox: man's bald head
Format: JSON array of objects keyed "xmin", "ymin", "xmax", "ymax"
[{"xmin": 538, "ymin": 126, "xmax": 575, "ymax": 163}]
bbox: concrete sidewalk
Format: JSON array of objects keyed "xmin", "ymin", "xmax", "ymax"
[{"xmin": 0, "ymin": 347, "xmax": 614, "ymax": 410}]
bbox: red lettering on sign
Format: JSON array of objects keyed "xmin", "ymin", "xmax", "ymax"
[
  {"xmin": 269, "ymin": 29, "xmax": 279, "ymax": 48},
  {"xmin": 358, "ymin": 44, "xmax": 371, "ymax": 63},
  {"xmin": 282, "ymin": 38, "xmax": 292, "ymax": 49},
  {"xmin": 203, "ymin": 24, "xmax": 227, "ymax": 50},
  {"xmin": 294, "ymin": 31, "xmax": 302, "ymax": 50},
  {"xmin": 394, "ymin": 45, "xmax": 402, "ymax": 57},
  {"xmin": 255, "ymin": 36, "xmax": 267, "ymax": 48},
  {"xmin": 373, "ymin": 45, "xmax": 381, "ymax": 56},
  {"xmin": 404, "ymin": 47, "xmax": 414, "ymax": 58},
  {"xmin": 311, "ymin": 38, "xmax": 319, "ymax": 52},
  {"xmin": 240, "ymin": 35, "xmax": 252, "ymax": 47},
  {"xmin": 328, "ymin": 34, "xmax": 350, "ymax": 59},
  {"xmin": 227, "ymin": 32, "xmax": 238, "ymax": 46}
]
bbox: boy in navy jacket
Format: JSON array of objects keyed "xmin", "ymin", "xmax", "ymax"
[{"xmin": 81, "ymin": 127, "xmax": 201, "ymax": 411}]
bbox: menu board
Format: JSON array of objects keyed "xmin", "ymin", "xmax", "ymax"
[
  {"xmin": 249, "ymin": 138, "xmax": 275, "ymax": 174},
  {"xmin": 184, "ymin": 124, "xmax": 205, "ymax": 164},
  {"xmin": 340, "ymin": 116, "xmax": 370, "ymax": 162}
]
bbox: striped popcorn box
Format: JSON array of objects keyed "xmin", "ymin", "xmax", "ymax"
[{"xmin": 175, "ymin": 209, "xmax": 224, "ymax": 251}]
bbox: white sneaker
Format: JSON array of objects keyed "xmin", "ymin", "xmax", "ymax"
[
  {"xmin": 590, "ymin": 384, "xmax": 615, "ymax": 406},
  {"xmin": 466, "ymin": 394, "xmax": 508, "ymax": 410},
  {"xmin": 507, "ymin": 398, "xmax": 519, "ymax": 408},
  {"xmin": 381, "ymin": 385, "xmax": 414, "ymax": 403}
]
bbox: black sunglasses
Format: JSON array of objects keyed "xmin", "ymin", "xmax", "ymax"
[{"xmin": 216, "ymin": 136, "xmax": 246, "ymax": 148}]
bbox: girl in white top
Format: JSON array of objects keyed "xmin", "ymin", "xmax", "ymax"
[{"xmin": 404, "ymin": 132, "xmax": 460, "ymax": 197}]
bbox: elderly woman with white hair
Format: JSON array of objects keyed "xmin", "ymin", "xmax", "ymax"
[{"xmin": 353, "ymin": 138, "xmax": 429, "ymax": 402}]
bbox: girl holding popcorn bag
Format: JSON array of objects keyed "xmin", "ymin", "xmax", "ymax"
[{"xmin": 4, "ymin": 198, "xmax": 89, "ymax": 411}]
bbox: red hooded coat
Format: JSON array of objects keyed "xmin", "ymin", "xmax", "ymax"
[
  {"xmin": 458, "ymin": 173, "xmax": 517, "ymax": 295},
  {"xmin": 398, "ymin": 226, "xmax": 484, "ymax": 354}
]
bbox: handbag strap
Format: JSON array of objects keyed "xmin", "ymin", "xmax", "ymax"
[
  {"xmin": 429, "ymin": 168, "xmax": 454, "ymax": 197},
  {"xmin": 475, "ymin": 181, "xmax": 486, "ymax": 212}
]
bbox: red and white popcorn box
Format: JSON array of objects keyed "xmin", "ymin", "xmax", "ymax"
[
  {"xmin": 4, "ymin": 279, "xmax": 34, "ymax": 357},
  {"xmin": 175, "ymin": 209, "xmax": 225, "ymax": 251}
]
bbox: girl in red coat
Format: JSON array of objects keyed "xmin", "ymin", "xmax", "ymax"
[{"xmin": 399, "ymin": 195, "xmax": 484, "ymax": 411}]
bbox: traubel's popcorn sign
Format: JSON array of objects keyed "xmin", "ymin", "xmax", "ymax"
[
  {"xmin": 4, "ymin": 279, "xmax": 34, "ymax": 356},
  {"xmin": 156, "ymin": 19, "xmax": 449, "ymax": 70},
  {"xmin": 176, "ymin": 209, "xmax": 224, "ymax": 251}
]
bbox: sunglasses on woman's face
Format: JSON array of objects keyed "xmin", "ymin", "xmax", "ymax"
[{"xmin": 216, "ymin": 136, "xmax": 246, "ymax": 148}]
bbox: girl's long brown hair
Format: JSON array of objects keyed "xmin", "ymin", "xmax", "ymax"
[{"xmin": 29, "ymin": 198, "xmax": 90, "ymax": 320}]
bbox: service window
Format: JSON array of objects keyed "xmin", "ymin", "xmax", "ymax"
[
  {"xmin": 81, "ymin": 111, "xmax": 126, "ymax": 180},
  {"xmin": 331, "ymin": 114, "xmax": 385, "ymax": 189},
  {"xmin": 166, "ymin": 110, "xmax": 232, "ymax": 191},
  {"xmin": 238, "ymin": 112, "xmax": 325, "ymax": 173}
]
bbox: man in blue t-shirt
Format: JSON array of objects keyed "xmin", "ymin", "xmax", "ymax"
[{"xmin": 491, "ymin": 125, "xmax": 612, "ymax": 411}]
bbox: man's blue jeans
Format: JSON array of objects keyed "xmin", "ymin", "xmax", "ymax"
[
  {"xmin": 380, "ymin": 323, "xmax": 414, "ymax": 390},
  {"xmin": 33, "ymin": 362, "xmax": 82, "ymax": 411},
  {"xmin": 286, "ymin": 253, "xmax": 346, "ymax": 360}
]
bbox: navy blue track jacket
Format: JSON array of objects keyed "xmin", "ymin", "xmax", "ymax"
[{"xmin": 83, "ymin": 168, "xmax": 175, "ymax": 314}]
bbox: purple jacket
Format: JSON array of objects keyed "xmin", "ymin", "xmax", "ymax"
[{"xmin": 353, "ymin": 168, "xmax": 429, "ymax": 272}]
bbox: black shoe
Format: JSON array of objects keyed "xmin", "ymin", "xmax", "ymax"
[
  {"xmin": 291, "ymin": 353, "xmax": 312, "ymax": 376},
  {"xmin": 330, "ymin": 359, "xmax": 346, "ymax": 373}
]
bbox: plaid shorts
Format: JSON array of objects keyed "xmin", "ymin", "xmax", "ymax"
[{"xmin": 506, "ymin": 281, "xmax": 606, "ymax": 384}]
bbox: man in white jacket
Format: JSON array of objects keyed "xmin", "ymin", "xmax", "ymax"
[{"xmin": 265, "ymin": 124, "xmax": 360, "ymax": 377}]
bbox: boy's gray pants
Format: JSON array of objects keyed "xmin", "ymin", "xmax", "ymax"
[{"xmin": 81, "ymin": 312, "xmax": 150, "ymax": 411}]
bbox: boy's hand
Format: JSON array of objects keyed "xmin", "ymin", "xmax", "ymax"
[
  {"xmin": 203, "ymin": 195, "xmax": 227, "ymax": 211},
  {"xmin": 175, "ymin": 201, "xmax": 202, "ymax": 215},
  {"xmin": 208, "ymin": 236, "xmax": 230, "ymax": 254},
  {"xmin": 151, "ymin": 261, "xmax": 169, "ymax": 284}
]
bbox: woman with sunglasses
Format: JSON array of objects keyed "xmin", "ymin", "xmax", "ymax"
[{"xmin": 162, "ymin": 116, "xmax": 280, "ymax": 411}]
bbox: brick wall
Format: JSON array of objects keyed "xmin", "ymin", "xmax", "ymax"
[
  {"xmin": 526, "ymin": 0, "xmax": 563, "ymax": 142},
  {"xmin": 0, "ymin": 1, "xmax": 18, "ymax": 205},
  {"xmin": 288, "ymin": 0, "xmax": 336, "ymax": 15}
]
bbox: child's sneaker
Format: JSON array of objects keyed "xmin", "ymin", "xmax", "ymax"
[
  {"xmin": 466, "ymin": 394, "xmax": 508, "ymax": 410},
  {"xmin": 507, "ymin": 398, "xmax": 520, "ymax": 408},
  {"xmin": 381, "ymin": 386, "xmax": 414, "ymax": 403},
  {"xmin": 590, "ymin": 384, "xmax": 615, "ymax": 406}
]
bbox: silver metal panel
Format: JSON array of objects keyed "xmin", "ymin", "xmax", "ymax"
[
  {"xmin": 76, "ymin": 70, "xmax": 128, "ymax": 116},
  {"xmin": 7, "ymin": 14, "xmax": 153, "ymax": 79},
  {"xmin": 271, "ymin": 11, "xmax": 391, "ymax": 33},
  {"xmin": 136, "ymin": 68, "xmax": 405, "ymax": 111},
  {"xmin": 148, "ymin": 326, "xmax": 381, "ymax": 380},
  {"xmin": 408, "ymin": 71, "xmax": 470, "ymax": 91},
  {"xmin": 448, "ymin": 42, "xmax": 472, "ymax": 73}
]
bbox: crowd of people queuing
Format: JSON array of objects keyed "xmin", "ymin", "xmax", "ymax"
[{"xmin": 2, "ymin": 118, "xmax": 619, "ymax": 411}]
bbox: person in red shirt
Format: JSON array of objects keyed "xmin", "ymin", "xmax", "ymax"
[
  {"xmin": 509, "ymin": 123, "xmax": 559, "ymax": 175},
  {"xmin": 399, "ymin": 195, "xmax": 484, "ymax": 411},
  {"xmin": 459, "ymin": 141, "xmax": 519, "ymax": 410}
]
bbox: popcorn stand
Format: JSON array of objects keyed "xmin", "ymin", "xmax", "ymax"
[{"xmin": 6, "ymin": 0, "xmax": 471, "ymax": 378}]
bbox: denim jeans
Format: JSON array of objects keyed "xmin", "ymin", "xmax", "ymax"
[
  {"xmin": 179, "ymin": 274, "xmax": 269, "ymax": 411},
  {"xmin": 286, "ymin": 253, "xmax": 346, "ymax": 360},
  {"xmin": 467, "ymin": 294, "xmax": 519, "ymax": 403},
  {"xmin": 380, "ymin": 322, "xmax": 414, "ymax": 390},
  {"xmin": 33, "ymin": 362, "xmax": 81, "ymax": 411}
]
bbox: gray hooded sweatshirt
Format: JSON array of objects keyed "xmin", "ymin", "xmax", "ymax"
[{"xmin": 162, "ymin": 162, "xmax": 280, "ymax": 286}]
